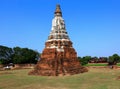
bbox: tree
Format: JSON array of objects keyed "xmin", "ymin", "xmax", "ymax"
[
  {"xmin": 0, "ymin": 45, "xmax": 40, "ymax": 64},
  {"xmin": 12, "ymin": 47, "xmax": 39, "ymax": 64},
  {"xmin": 108, "ymin": 54, "xmax": 120, "ymax": 65},
  {"xmin": 78, "ymin": 56, "xmax": 91, "ymax": 65},
  {"xmin": 12, "ymin": 47, "xmax": 22, "ymax": 64},
  {"xmin": 0, "ymin": 45, "xmax": 13, "ymax": 64}
]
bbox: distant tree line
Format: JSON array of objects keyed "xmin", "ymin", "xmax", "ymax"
[
  {"xmin": 78, "ymin": 54, "xmax": 120, "ymax": 66},
  {"xmin": 1, "ymin": 45, "xmax": 120, "ymax": 66},
  {"xmin": 0, "ymin": 45, "xmax": 40, "ymax": 64}
]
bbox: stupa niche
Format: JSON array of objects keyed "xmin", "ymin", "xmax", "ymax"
[{"xmin": 29, "ymin": 4, "xmax": 88, "ymax": 76}]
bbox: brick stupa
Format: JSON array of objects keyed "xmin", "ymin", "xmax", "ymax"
[{"xmin": 29, "ymin": 5, "xmax": 88, "ymax": 76}]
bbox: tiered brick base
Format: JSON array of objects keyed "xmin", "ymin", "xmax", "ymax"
[{"xmin": 29, "ymin": 47, "xmax": 88, "ymax": 76}]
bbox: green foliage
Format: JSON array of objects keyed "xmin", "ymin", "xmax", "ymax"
[
  {"xmin": 78, "ymin": 56, "xmax": 91, "ymax": 65},
  {"xmin": 13, "ymin": 47, "xmax": 39, "ymax": 64},
  {"xmin": 0, "ymin": 45, "xmax": 13, "ymax": 64},
  {"xmin": 78, "ymin": 54, "xmax": 120, "ymax": 66},
  {"xmin": 0, "ymin": 60, "xmax": 2, "ymax": 64},
  {"xmin": 108, "ymin": 54, "xmax": 120, "ymax": 65},
  {"xmin": 0, "ymin": 45, "xmax": 39, "ymax": 64}
]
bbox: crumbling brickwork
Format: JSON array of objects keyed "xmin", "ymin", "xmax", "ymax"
[{"xmin": 29, "ymin": 4, "xmax": 88, "ymax": 76}]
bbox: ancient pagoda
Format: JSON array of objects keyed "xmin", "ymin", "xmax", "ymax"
[{"xmin": 29, "ymin": 4, "xmax": 88, "ymax": 76}]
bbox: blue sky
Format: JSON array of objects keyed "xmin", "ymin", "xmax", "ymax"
[{"xmin": 0, "ymin": 0, "xmax": 120, "ymax": 57}]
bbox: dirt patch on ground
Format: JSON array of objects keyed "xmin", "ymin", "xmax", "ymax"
[{"xmin": 117, "ymin": 76, "xmax": 120, "ymax": 80}]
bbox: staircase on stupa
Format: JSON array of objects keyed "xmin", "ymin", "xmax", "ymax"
[{"xmin": 29, "ymin": 4, "xmax": 88, "ymax": 76}]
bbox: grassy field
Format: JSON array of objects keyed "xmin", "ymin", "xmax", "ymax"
[
  {"xmin": 0, "ymin": 68, "xmax": 120, "ymax": 89},
  {"xmin": 117, "ymin": 63, "xmax": 120, "ymax": 66},
  {"xmin": 85, "ymin": 63, "xmax": 108, "ymax": 66},
  {"xmin": 85, "ymin": 63, "xmax": 120, "ymax": 66}
]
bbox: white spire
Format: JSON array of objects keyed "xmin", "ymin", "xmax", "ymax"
[{"xmin": 47, "ymin": 4, "xmax": 70, "ymax": 42}]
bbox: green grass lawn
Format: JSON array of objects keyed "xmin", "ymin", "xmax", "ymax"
[
  {"xmin": 117, "ymin": 63, "xmax": 120, "ymax": 66},
  {"xmin": 85, "ymin": 63, "xmax": 120, "ymax": 66},
  {"xmin": 0, "ymin": 68, "xmax": 120, "ymax": 89},
  {"xmin": 85, "ymin": 63, "xmax": 108, "ymax": 66}
]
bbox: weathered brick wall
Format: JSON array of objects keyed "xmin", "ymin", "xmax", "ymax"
[{"xmin": 29, "ymin": 41, "xmax": 88, "ymax": 76}]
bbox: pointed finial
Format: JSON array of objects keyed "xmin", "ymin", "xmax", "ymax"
[{"xmin": 54, "ymin": 4, "xmax": 62, "ymax": 16}]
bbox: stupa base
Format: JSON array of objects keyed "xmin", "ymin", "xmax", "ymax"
[{"xmin": 28, "ymin": 60, "xmax": 88, "ymax": 76}]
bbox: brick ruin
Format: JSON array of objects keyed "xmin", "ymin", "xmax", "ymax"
[{"xmin": 29, "ymin": 4, "xmax": 88, "ymax": 76}]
